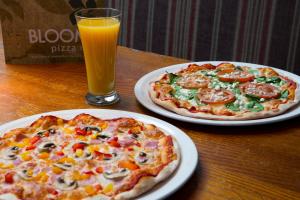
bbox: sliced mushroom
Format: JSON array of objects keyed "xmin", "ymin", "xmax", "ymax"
[
  {"xmin": 17, "ymin": 169, "xmax": 33, "ymax": 180},
  {"xmin": 53, "ymin": 162, "xmax": 72, "ymax": 171},
  {"xmin": 103, "ymin": 168, "xmax": 129, "ymax": 180},
  {"xmin": 84, "ymin": 126, "xmax": 102, "ymax": 132},
  {"xmin": 38, "ymin": 142, "xmax": 56, "ymax": 153},
  {"xmin": 83, "ymin": 151, "xmax": 93, "ymax": 160},
  {"xmin": 54, "ymin": 176, "xmax": 78, "ymax": 191},
  {"xmin": 136, "ymin": 152, "xmax": 149, "ymax": 164},
  {"xmin": 1, "ymin": 146, "xmax": 19, "ymax": 160},
  {"xmin": 96, "ymin": 134, "xmax": 110, "ymax": 140},
  {"xmin": 36, "ymin": 131, "xmax": 46, "ymax": 137},
  {"xmin": 48, "ymin": 129, "xmax": 56, "ymax": 135}
]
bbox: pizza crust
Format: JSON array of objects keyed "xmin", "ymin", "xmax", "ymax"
[
  {"xmin": 149, "ymin": 78, "xmax": 300, "ymax": 120},
  {"xmin": 114, "ymin": 136, "xmax": 180, "ymax": 200}
]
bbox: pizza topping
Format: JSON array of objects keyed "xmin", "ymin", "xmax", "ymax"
[
  {"xmin": 20, "ymin": 151, "xmax": 32, "ymax": 161},
  {"xmin": 176, "ymin": 74, "xmax": 210, "ymax": 89},
  {"xmin": 95, "ymin": 166, "xmax": 104, "ymax": 174},
  {"xmin": 96, "ymin": 134, "xmax": 111, "ymax": 140},
  {"xmin": 84, "ymin": 126, "xmax": 102, "ymax": 132},
  {"xmin": 242, "ymin": 83, "xmax": 280, "ymax": 99},
  {"xmin": 30, "ymin": 136, "xmax": 41, "ymax": 145},
  {"xmin": 56, "ymin": 151, "xmax": 64, "ymax": 156},
  {"xmin": 1, "ymin": 146, "xmax": 19, "ymax": 160},
  {"xmin": 80, "ymin": 150, "xmax": 93, "ymax": 160},
  {"xmin": 103, "ymin": 168, "xmax": 129, "ymax": 180},
  {"xmin": 53, "ymin": 163, "xmax": 72, "ymax": 171},
  {"xmin": 216, "ymin": 63, "xmax": 236, "ymax": 71},
  {"xmin": 181, "ymin": 63, "xmax": 216, "ymax": 74},
  {"xmin": 47, "ymin": 187, "xmax": 59, "ymax": 196},
  {"xmin": 48, "ymin": 129, "xmax": 56, "ymax": 135},
  {"xmin": 130, "ymin": 133, "xmax": 139, "ymax": 140},
  {"xmin": 75, "ymin": 127, "xmax": 88, "ymax": 136},
  {"xmin": 217, "ymin": 69, "xmax": 254, "ymax": 83},
  {"xmin": 25, "ymin": 145, "xmax": 36, "ymax": 151},
  {"xmin": 17, "ymin": 169, "xmax": 33, "ymax": 180},
  {"xmin": 119, "ymin": 136, "xmax": 136, "ymax": 147},
  {"xmin": 38, "ymin": 152, "xmax": 50, "ymax": 159},
  {"xmin": 37, "ymin": 142, "xmax": 56, "ymax": 153},
  {"xmin": 136, "ymin": 152, "xmax": 148, "ymax": 164},
  {"xmin": 280, "ymin": 89, "xmax": 289, "ymax": 99},
  {"xmin": 198, "ymin": 88, "xmax": 236, "ymax": 104},
  {"xmin": 72, "ymin": 142, "xmax": 87, "ymax": 152},
  {"xmin": 118, "ymin": 160, "xmax": 140, "ymax": 170},
  {"xmin": 55, "ymin": 176, "xmax": 78, "ymax": 191},
  {"xmin": 168, "ymin": 73, "xmax": 179, "ymax": 84},
  {"xmin": 144, "ymin": 141, "xmax": 158, "ymax": 150},
  {"xmin": 143, "ymin": 124, "xmax": 164, "ymax": 139},
  {"xmin": 36, "ymin": 131, "xmax": 49, "ymax": 137},
  {"xmin": 4, "ymin": 172, "xmax": 15, "ymax": 184},
  {"xmin": 108, "ymin": 137, "xmax": 121, "ymax": 148},
  {"xmin": 94, "ymin": 151, "xmax": 114, "ymax": 161},
  {"xmin": 246, "ymin": 101, "xmax": 264, "ymax": 112}
]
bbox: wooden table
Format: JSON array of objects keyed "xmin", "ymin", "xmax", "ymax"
[{"xmin": 0, "ymin": 44, "xmax": 299, "ymax": 199}]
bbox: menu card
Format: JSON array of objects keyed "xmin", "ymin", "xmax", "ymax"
[{"xmin": 0, "ymin": 0, "xmax": 103, "ymax": 64}]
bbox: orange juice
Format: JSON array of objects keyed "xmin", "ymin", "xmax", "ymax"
[{"xmin": 77, "ymin": 18, "xmax": 120, "ymax": 95}]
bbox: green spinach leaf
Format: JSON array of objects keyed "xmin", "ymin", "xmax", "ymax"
[
  {"xmin": 246, "ymin": 101, "xmax": 264, "ymax": 112},
  {"xmin": 245, "ymin": 94, "xmax": 260, "ymax": 101},
  {"xmin": 266, "ymin": 77, "xmax": 281, "ymax": 84},
  {"xmin": 168, "ymin": 73, "xmax": 179, "ymax": 84},
  {"xmin": 232, "ymin": 88, "xmax": 241, "ymax": 95},
  {"xmin": 226, "ymin": 102, "xmax": 240, "ymax": 111},
  {"xmin": 280, "ymin": 89, "xmax": 289, "ymax": 99},
  {"xmin": 235, "ymin": 66, "xmax": 243, "ymax": 71},
  {"xmin": 256, "ymin": 76, "xmax": 266, "ymax": 82}
]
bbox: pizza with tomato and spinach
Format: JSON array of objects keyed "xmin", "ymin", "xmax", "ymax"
[
  {"xmin": 0, "ymin": 114, "xmax": 179, "ymax": 199},
  {"xmin": 149, "ymin": 63, "xmax": 300, "ymax": 120}
]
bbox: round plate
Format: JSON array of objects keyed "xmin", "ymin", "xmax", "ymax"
[
  {"xmin": 134, "ymin": 61, "xmax": 300, "ymax": 126},
  {"xmin": 0, "ymin": 109, "xmax": 198, "ymax": 200}
]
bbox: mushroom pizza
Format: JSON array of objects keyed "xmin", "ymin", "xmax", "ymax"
[{"xmin": 0, "ymin": 114, "xmax": 179, "ymax": 199}]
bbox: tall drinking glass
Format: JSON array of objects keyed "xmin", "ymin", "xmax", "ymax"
[{"xmin": 75, "ymin": 8, "xmax": 121, "ymax": 105}]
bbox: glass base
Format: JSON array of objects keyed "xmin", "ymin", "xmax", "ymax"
[{"xmin": 85, "ymin": 91, "xmax": 120, "ymax": 106}]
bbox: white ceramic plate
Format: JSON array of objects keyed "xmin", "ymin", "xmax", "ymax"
[
  {"xmin": 0, "ymin": 109, "xmax": 198, "ymax": 200},
  {"xmin": 135, "ymin": 61, "xmax": 300, "ymax": 126}
]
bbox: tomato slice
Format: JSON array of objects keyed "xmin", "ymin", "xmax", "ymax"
[
  {"xmin": 217, "ymin": 69, "xmax": 254, "ymax": 82},
  {"xmin": 242, "ymin": 83, "xmax": 280, "ymax": 99},
  {"xmin": 30, "ymin": 136, "xmax": 41, "ymax": 145},
  {"xmin": 197, "ymin": 88, "xmax": 236, "ymax": 104},
  {"xmin": 176, "ymin": 74, "xmax": 210, "ymax": 89},
  {"xmin": 181, "ymin": 63, "xmax": 216, "ymax": 73},
  {"xmin": 5, "ymin": 172, "xmax": 14, "ymax": 184},
  {"xmin": 72, "ymin": 143, "xmax": 86, "ymax": 152},
  {"xmin": 216, "ymin": 63, "xmax": 235, "ymax": 71}
]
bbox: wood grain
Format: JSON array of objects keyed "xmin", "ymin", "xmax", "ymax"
[{"xmin": 0, "ymin": 42, "xmax": 299, "ymax": 199}]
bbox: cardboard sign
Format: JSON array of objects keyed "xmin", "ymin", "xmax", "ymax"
[{"xmin": 0, "ymin": 0, "xmax": 103, "ymax": 64}]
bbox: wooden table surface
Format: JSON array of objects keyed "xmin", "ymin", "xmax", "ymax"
[{"xmin": 0, "ymin": 43, "xmax": 299, "ymax": 199}]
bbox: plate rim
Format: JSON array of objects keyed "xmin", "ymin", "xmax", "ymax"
[
  {"xmin": 134, "ymin": 61, "xmax": 300, "ymax": 126},
  {"xmin": 0, "ymin": 109, "xmax": 198, "ymax": 200}
]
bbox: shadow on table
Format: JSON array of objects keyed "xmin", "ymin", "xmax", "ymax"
[{"xmin": 166, "ymin": 156, "xmax": 205, "ymax": 200}]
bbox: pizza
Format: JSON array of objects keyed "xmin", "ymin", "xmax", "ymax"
[
  {"xmin": 0, "ymin": 114, "xmax": 180, "ymax": 200},
  {"xmin": 149, "ymin": 62, "xmax": 300, "ymax": 120}
]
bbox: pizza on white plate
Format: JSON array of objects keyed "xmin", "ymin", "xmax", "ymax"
[
  {"xmin": 149, "ymin": 62, "xmax": 300, "ymax": 120},
  {"xmin": 0, "ymin": 114, "xmax": 180, "ymax": 199}
]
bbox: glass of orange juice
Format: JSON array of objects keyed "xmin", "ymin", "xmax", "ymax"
[{"xmin": 75, "ymin": 8, "xmax": 121, "ymax": 105}]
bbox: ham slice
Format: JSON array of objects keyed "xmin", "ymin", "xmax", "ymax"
[{"xmin": 144, "ymin": 141, "xmax": 158, "ymax": 149}]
